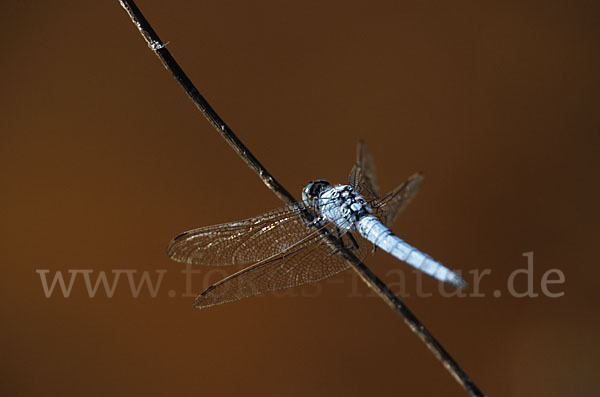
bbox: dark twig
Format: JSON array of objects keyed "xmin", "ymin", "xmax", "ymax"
[{"xmin": 118, "ymin": 1, "xmax": 484, "ymax": 396}]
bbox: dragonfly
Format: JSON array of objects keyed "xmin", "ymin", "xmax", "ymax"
[{"xmin": 167, "ymin": 142, "xmax": 465, "ymax": 308}]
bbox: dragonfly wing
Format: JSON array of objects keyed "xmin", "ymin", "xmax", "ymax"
[
  {"xmin": 347, "ymin": 142, "xmax": 423, "ymax": 228},
  {"xmin": 194, "ymin": 226, "xmax": 368, "ymax": 308},
  {"xmin": 167, "ymin": 205, "xmax": 315, "ymax": 265},
  {"xmin": 372, "ymin": 173, "xmax": 424, "ymax": 228},
  {"xmin": 348, "ymin": 141, "xmax": 380, "ymax": 201}
]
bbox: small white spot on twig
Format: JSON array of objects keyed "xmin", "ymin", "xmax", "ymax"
[{"xmin": 149, "ymin": 40, "xmax": 168, "ymax": 50}]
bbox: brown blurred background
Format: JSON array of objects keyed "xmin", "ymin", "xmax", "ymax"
[{"xmin": 1, "ymin": 1, "xmax": 598, "ymax": 396}]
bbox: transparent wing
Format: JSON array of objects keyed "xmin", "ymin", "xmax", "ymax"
[
  {"xmin": 372, "ymin": 173, "xmax": 424, "ymax": 228},
  {"xmin": 194, "ymin": 224, "xmax": 368, "ymax": 308},
  {"xmin": 167, "ymin": 205, "xmax": 315, "ymax": 265},
  {"xmin": 348, "ymin": 141, "xmax": 379, "ymax": 201},
  {"xmin": 346, "ymin": 142, "xmax": 423, "ymax": 228}
]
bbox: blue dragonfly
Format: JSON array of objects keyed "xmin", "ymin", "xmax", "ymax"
[{"xmin": 168, "ymin": 143, "xmax": 465, "ymax": 308}]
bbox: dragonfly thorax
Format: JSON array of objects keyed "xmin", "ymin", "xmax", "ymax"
[{"xmin": 316, "ymin": 184, "xmax": 372, "ymax": 230}]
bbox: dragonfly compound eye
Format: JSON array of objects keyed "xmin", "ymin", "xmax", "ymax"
[{"xmin": 302, "ymin": 179, "xmax": 331, "ymax": 207}]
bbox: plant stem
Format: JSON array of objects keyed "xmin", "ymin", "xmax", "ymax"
[{"xmin": 118, "ymin": 1, "xmax": 484, "ymax": 395}]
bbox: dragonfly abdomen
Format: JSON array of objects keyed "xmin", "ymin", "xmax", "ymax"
[{"xmin": 356, "ymin": 215, "xmax": 465, "ymax": 287}]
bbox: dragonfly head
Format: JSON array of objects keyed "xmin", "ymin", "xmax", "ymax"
[{"xmin": 302, "ymin": 180, "xmax": 331, "ymax": 208}]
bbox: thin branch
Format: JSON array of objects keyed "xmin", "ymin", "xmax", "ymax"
[{"xmin": 118, "ymin": 1, "xmax": 484, "ymax": 396}]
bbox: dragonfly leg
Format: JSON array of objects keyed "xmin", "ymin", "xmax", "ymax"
[
  {"xmin": 346, "ymin": 231, "xmax": 360, "ymax": 251},
  {"xmin": 327, "ymin": 227, "xmax": 361, "ymax": 256}
]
